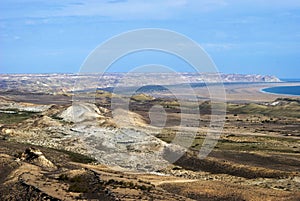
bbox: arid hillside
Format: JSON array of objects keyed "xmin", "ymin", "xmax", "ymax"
[{"xmin": 0, "ymin": 90, "xmax": 299, "ymax": 200}]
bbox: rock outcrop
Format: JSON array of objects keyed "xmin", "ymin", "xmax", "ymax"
[
  {"xmin": 18, "ymin": 148, "xmax": 57, "ymax": 170},
  {"xmin": 59, "ymin": 102, "xmax": 104, "ymax": 123}
]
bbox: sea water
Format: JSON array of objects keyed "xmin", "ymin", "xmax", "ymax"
[{"xmin": 262, "ymin": 85, "xmax": 300, "ymax": 96}]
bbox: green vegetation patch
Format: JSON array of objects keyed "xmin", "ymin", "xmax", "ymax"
[
  {"xmin": 0, "ymin": 110, "xmax": 38, "ymax": 124},
  {"xmin": 131, "ymin": 93, "xmax": 155, "ymax": 102},
  {"xmin": 228, "ymin": 100, "xmax": 300, "ymax": 118},
  {"xmin": 55, "ymin": 149, "xmax": 97, "ymax": 164},
  {"xmin": 214, "ymin": 136, "xmax": 300, "ymax": 154}
]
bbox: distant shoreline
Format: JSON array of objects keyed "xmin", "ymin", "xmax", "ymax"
[{"xmin": 260, "ymin": 85, "xmax": 300, "ymax": 97}]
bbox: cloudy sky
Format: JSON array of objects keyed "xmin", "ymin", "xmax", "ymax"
[{"xmin": 1, "ymin": 0, "xmax": 300, "ymax": 78}]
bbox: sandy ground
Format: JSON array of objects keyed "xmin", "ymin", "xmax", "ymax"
[
  {"xmin": 193, "ymin": 82, "xmax": 300, "ymax": 102},
  {"xmin": 2, "ymin": 82, "xmax": 299, "ymax": 105}
]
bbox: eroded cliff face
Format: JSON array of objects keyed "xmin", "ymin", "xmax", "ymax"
[
  {"xmin": 220, "ymin": 74, "xmax": 281, "ymax": 82},
  {"xmin": 0, "ymin": 73, "xmax": 281, "ymax": 94}
]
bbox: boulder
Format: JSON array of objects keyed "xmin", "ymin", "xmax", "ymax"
[{"xmin": 18, "ymin": 147, "xmax": 57, "ymax": 170}]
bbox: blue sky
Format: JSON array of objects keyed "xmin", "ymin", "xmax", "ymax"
[{"xmin": 0, "ymin": 0, "xmax": 300, "ymax": 78}]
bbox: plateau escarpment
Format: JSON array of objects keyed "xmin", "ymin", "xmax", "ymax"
[{"xmin": 0, "ymin": 73, "xmax": 281, "ymax": 94}]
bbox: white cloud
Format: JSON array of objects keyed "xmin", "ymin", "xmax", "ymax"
[
  {"xmin": 202, "ymin": 43, "xmax": 236, "ymax": 51},
  {"xmin": 52, "ymin": 0, "xmax": 189, "ymax": 20},
  {"xmin": 0, "ymin": 0, "xmax": 229, "ymax": 20},
  {"xmin": 14, "ymin": 36, "xmax": 21, "ymax": 40},
  {"xmin": 1, "ymin": 0, "xmax": 300, "ymax": 21}
]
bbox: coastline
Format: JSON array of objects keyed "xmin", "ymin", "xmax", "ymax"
[
  {"xmin": 260, "ymin": 84, "xmax": 300, "ymax": 97},
  {"xmin": 214, "ymin": 82, "xmax": 300, "ymax": 103}
]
